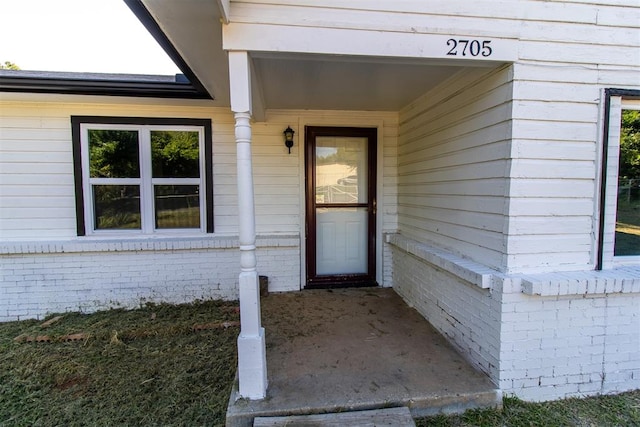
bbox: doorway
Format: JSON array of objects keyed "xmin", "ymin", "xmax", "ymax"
[{"xmin": 305, "ymin": 126, "xmax": 377, "ymax": 288}]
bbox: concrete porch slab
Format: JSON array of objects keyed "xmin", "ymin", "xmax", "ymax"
[{"xmin": 226, "ymin": 288, "xmax": 500, "ymax": 427}]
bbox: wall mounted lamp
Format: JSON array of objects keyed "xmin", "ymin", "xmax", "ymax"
[{"xmin": 283, "ymin": 126, "xmax": 295, "ymax": 154}]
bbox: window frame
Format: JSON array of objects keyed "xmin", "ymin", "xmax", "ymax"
[
  {"xmin": 71, "ymin": 116, "xmax": 213, "ymax": 236},
  {"xmin": 598, "ymin": 90, "xmax": 640, "ymax": 269}
]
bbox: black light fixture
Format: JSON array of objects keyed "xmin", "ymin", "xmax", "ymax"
[{"xmin": 283, "ymin": 126, "xmax": 295, "ymax": 154}]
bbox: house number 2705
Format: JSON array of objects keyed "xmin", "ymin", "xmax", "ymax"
[{"xmin": 446, "ymin": 39, "xmax": 493, "ymax": 57}]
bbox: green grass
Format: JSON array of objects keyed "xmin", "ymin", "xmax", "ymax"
[
  {"xmin": 416, "ymin": 392, "xmax": 640, "ymax": 426},
  {"xmin": 1, "ymin": 302, "xmax": 639, "ymax": 427},
  {"xmin": 0, "ymin": 300, "xmax": 238, "ymax": 427}
]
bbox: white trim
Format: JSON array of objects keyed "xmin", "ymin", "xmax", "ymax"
[
  {"xmin": 602, "ymin": 97, "xmax": 640, "ymax": 268},
  {"xmin": 216, "ymin": 0, "xmax": 230, "ymax": 24},
  {"xmin": 79, "ymin": 123, "xmax": 206, "ymax": 236},
  {"xmin": 223, "ymin": 23, "xmax": 518, "ymax": 63}
]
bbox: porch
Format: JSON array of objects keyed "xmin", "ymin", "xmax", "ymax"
[{"xmin": 226, "ymin": 288, "xmax": 501, "ymax": 426}]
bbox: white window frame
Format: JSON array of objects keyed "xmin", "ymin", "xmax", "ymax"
[
  {"xmin": 80, "ymin": 123, "xmax": 207, "ymax": 235},
  {"xmin": 601, "ymin": 97, "xmax": 640, "ymax": 268}
]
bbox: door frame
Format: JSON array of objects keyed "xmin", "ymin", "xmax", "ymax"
[{"xmin": 304, "ymin": 126, "xmax": 378, "ymax": 288}]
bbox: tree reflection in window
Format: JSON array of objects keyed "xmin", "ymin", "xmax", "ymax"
[
  {"xmin": 93, "ymin": 185, "xmax": 141, "ymax": 230},
  {"xmin": 88, "ymin": 130, "xmax": 140, "ymax": 178},
  {"xmin": 615, "ymin": 109, "xmax": 640, "ymax": 256},
  {"xmin": 151, "ymin": 131, "xmax": 199, "ymax": 178}
]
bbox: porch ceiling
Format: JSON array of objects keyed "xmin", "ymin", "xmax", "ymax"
[
  {"xmin": 252, "ymin": 53, "xmax": 462, "ymax": 112},
  {"xmin": 138, "ymin": 0, "xmax": 477, "ymax": 113}
]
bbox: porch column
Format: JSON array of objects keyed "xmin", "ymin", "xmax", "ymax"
[{"xmin": 229, "ymin": 51, "xmax": 267, "ymax": 399}]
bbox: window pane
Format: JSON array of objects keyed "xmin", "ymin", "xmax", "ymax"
[
  {"xmin": 151, "ymin": 131, "xmax": 200, "ymax": 178},
  {"xmin": 88, "ymin": 130, "xmax": 140, "ymax": 178},
  {"xmin": 316, "ymin": 136, "xmax": 368, "ymax": 204},
  {"xmin": 155, "ymin": 185, "xmax": 200, "ymax": 229},
  {"xmin": 614, "ymin": 109, "xmax": 640, "ymax": 256},
  {"xmin": 93, "ymin": 185, "xmax": 141, "ymax": 230}
]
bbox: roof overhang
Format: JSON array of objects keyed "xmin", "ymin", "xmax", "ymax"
[
  {"xmin": 0, "ymin": 70, "xmax": 210, "ymax": 99},
  {"xmin": 131, "ymin": 0, "xmax": 508, "ymax": 116}
]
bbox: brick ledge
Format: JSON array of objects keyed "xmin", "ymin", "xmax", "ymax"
[
  {"xmin": 386, "ymin": 233, "xmax": 495, "ymax": 289},
  {"xmin": 0, "ymin": 234, "xmax": 300, "ymax": 255},
  {"xmin": 518, "ymin": 268, "xmax": 640, "ymax": 296}
]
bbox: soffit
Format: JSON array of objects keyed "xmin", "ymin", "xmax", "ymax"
[{"xmin": 251, "ymin": 53, "xmax": 464, "ymax": 112}]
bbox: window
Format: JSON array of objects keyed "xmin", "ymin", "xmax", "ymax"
[
  {"xmin": 72, "ymin": 117, "xmax": 213, "ymax": 235},
  {"xmin": 599, "ymin": 91, "xmax": 640, "ymax": 268}
]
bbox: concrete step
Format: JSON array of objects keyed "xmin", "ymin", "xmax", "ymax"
[{"xmin": 253, "ymin": 406, "xmax": 415, "ymax": 427}]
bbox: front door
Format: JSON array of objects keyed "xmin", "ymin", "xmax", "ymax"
[{"xmin": 305, "ymin": 126, "xmax": 377, "ymax": 288}]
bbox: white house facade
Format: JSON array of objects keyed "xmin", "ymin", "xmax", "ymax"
[{"xmin": 1, "ymin": 0, "xmax": 639, "ymax": 403}]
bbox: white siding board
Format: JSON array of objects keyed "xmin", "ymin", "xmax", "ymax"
[
  {"xmin": 400, "ymin": 141, "xmax": 510, "ymax": 171},
  {"xmin": 234, "ymin": 0, "xmax": 524, "ymax": 19},
  {"xmin": 401, "ymin": 72, "xmax": 513, "ymax": 129},
  {"xmin": 512, "ymin": 102, "xmax": 599, "ymax": 123},
  {"xmin": 512, "ymin": 140, "xmax": 597, "ymax": 161},
  {"xmin": 508, "ymin": 180, "xmax": 594, "ymax": 198},
  {"xmin": 399, "ymin": 124, "xmax": 512, "ymax": 161},
  {"xmin": 513, "ymin": 81, "xmax": 600, "ymax": 104},
  {"xmin": 400, "ymin": 160, "xmax": 509, "ymax": 183},
  {"xmin": 512, "ymin": 63, "xmax": 598, "ymax": 84},
  {"xmin": 230, "ymin": 3, "xmax": 523, "ymax": 38},
  {"xmin": 509, "ymin": 216, "xmax": 593, "ymax": 235},
  {"xmin": 400, "ymin": 195, "xmax": 506, "ymax": 216},
  {"xmin": 597, "ymin": 69, "xmax": 640, "ymax": 87},
  {"xmin": 597, "ymin": 4, "xmax": 640, "ymax": 26},
  {"xmin": 509, "ymin": 198, "xmax": 595, "ymax": 216},
  {"xmin": 509, "ymin": 159, "xmax": 594, "ymax": 180},
  {"xmin": 511, "ymin": 120, "xmax": 597, "ymax": 142},
  {"xmin": 519, "ymin": 40, "xmax": 637, "ymax": 66},
  {"xmin": 507, "ymin": 236, "xmax": 593, "ymax": 256},
  {"xmin": 400, "ymin": 178, "xmax": 508, "ymax": 197},
  {"xmin": 505, "ymin": 252, "xmax": 593, "ymax": 271},
  {"xmin": 520, "ymin": 21, "xmax": 639, "ymax": 46}
]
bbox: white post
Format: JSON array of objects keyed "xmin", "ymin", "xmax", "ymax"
[{"xmin": 229, "ymin": 51, "xmax": 267, "ymax": 399}]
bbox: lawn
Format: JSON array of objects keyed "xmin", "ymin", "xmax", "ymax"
[
  {"xmin": 1, "ymin": 301, "xmax": 638, "ymax": 426},
  {"xmin": 0, "ymin": 300, "xmax": 239, "ymax": 426}
]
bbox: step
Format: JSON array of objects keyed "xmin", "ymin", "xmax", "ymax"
[{"xmin": 253, "ymin": 406, "xmax": 415, "ymax": 427}]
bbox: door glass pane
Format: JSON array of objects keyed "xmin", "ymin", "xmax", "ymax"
[
  {"xmin": 88, "ymin": 130, "xmax": 139, "ymax": 178},
  {"xmin": 316, "ymin": 207, "xmax": 368, "ymax": 275},
  {"xmin": 316, "ymin": 136, "xmax": 367, "ymax": 204},
  {"xmin": 155, "ymin": 185, "xmax": 200, "ymax": 229},
  {"xmin": 151, "ymin": 131, "xmax": 200, "ymax": 178},
  {"xmin": 614, "ymin": 109, "xmax": 640, "ymax": 256},
  {"xmin": 93, "ymin": 185, "xmax": 141, "ymax": 230}
]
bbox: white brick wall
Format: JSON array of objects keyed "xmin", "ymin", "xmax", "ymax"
[
  {"xmin": 0, "ymin": 235, "xmax": 300, "ymax": 321},
  {"xmin": 390, "ymin": 235, "xmax": 640, "ymax": 401},
  {"xmin": 499, "ymin": 290, "xmax": 640, "ymax": 401}
]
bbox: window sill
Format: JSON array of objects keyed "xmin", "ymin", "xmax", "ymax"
[{"xmin": 519, "ymin": 267, "xmax": 640, "ymax": 296}]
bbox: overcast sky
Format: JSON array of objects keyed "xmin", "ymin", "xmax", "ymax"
[{"xmin": 0, "ymin": 0, "xmax": 180, "ymax": 75}]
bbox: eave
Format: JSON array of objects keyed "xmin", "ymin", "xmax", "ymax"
[{"xmin": 0, "ymin": 73, "xmax": 211, "ymax": 99}]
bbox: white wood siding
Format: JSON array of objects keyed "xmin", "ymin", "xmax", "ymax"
[
  {"xmin": 224, "ymin": 0, "xmax": 639, "ymax": 273},
  {"xmin": 507, "ymin": 0, "xmax": 640, "ymax": 272},
  {"xmin": 0, "ymin": 95, "xmax": 397, "ymax": 242},
  {"xmin": 398, "ymin": 66, "xmax": 513, "ymax": 271}
]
